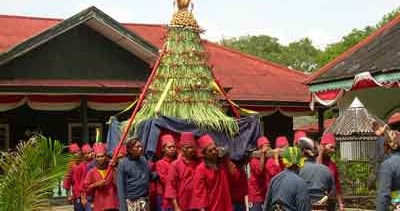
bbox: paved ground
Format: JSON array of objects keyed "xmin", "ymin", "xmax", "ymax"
[{"xmin": 48, "ymin": 206, "xmax": 73, "ymax": 211}]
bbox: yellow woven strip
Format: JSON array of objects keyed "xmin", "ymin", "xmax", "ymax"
[
  {"xmin": 212, "ymin": 81, "xmax": 258, "ymax": 115},
  {"xmin": 113, "ymin": 98, "xmax": 139, "ymax": 117},
  {"xmin": 155, "ymin": 79, "xmax": 174, "ymax": 114}
]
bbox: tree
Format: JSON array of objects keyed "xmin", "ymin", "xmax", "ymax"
[
  {"xmin": 317, "ymin": 27, "xmax": 374, "ymax": 66},
  {"xmin": 220, "ymin": 35, "xmax": 283, "ymax": 63},
  {"xmin": 279, "ymin": 38, "xmax": 322, "ymax": 72},
  {"xmin": 318, "ymin": 7, "xmax": 400, "ymax": 67},
  {"xmin": 220, "ymin": 7, "xmax": 400, "ymax": 73},
  {"xmin": 0, "ymin": 135, "xmax": 70, "ymax": 210}
]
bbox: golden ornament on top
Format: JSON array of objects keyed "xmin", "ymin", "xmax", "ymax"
[
  {"xmin": 176, "ymin": 0, "xmax": 191, "ymax": 11},
  {"xmin": 171, "ymin": 0, "xmax": 199, "ymax": 30}
]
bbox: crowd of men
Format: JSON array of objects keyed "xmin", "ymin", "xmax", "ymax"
[{"xmin": 63, "ymin": 124, "xmax": 400, "ymax": 211}]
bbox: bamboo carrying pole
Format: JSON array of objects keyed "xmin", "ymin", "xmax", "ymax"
[
  {"xmin": 105, "ymin": 46, "xmax": 166, "ymax": 178},
  {"xmin": 211, "ymin": 73, "xmax": 241, "ymax": 119}
]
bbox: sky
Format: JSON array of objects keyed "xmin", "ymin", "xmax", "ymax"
[{"xmin": 1, "ymin": 0, "xmax": 399, "ymax": 49}]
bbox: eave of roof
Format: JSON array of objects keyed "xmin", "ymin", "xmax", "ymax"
[
  {"xmin": 305, "ymin": 13, "xmax": 400, "ymax": 85},
  {"xmin": 0, "ymin": 9, "xmax": 310, "ymax": 104},
  {"xmin": 0, "ymin": 6, "xmax": 159, "ymax": 66}
]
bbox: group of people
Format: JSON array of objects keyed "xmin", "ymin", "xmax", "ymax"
[{"xmin": 63, "ymin": 129, "xmax": 349, "ymax": 211}]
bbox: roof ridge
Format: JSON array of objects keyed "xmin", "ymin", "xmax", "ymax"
[
  {"xmin": 122, "ymin": 22, "xmax": 167, "ymax": 28},
  {"xmin": 204, "ymin": 40, "xmax": 307, "ymax": 78},
  {"xmin": 0, "ymin": 14, "xmax": 63, "ymax": 21},
  {"xmin": 305, "ymin": 13, "xmax": 400, "ymax": 84}
]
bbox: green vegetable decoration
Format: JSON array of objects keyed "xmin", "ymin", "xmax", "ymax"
[{"xmin": 134, "ymin": 0, "xmax": 238, "ymax": 136}]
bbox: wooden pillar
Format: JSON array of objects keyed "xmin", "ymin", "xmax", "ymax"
[
  {"xmin": 81, "ymin": 96, "xmax": 89, "ymax": 143},
  {"xmin": 318, "ymin": 108, "xmax": 325, "ymax": 137}
]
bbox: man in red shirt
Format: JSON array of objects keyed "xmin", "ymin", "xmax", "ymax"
[
  {"xmin": 318, "ymin": 132, "xmax": 345, "ymax": 211},
  {"xmin": 230, "ymin": 157, "xmax": 249, "ymax": 211},
  {"xmin": 293, "ymin": 130, "xmax": 307, "ymax": 146},
  {"xmin": 84, "ymin": 143, "xmax": 119, "ymax": 211},
  {"xmin": 266, "ymin": 136, "xmax": 288, "ymax": 180},
  {"xmin": 165, "ymin": 132, "xmax": 199, "ymax": 211},
  {"xmin": 248, "ymin": 136, "xmax": 270, "ymax": 211},
  {"xmin": 78, "ymin": 143, "xmax": 94, "ymax": 210},
  {"xmin": 63, "ymin": 143, "xmax": 83, "ymax": 211},
  {"xmin": 193, "ymin": 134, "xmax": 239, "ymax": 211},
  {"xmin": 155, "ymin": 134, "xmax": 177, "ymax": 211}
]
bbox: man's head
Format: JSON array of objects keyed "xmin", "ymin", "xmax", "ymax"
[
  {"xmin": 275, "ymin": 136, "xmax": 289, "ymax": 150},
  {"xmin": 160, "ymin": 134, "xmax": 177, "ymax": 158},
  {"xmin": 93, "ymin": 143, "xmax": 108, "ymax": 168},
  {"xmin": 383, "ymin": 129, "xmax": 400, "ymax": 153},
  {"xmin": 126, "ymin": 138, "xmax": 143, "ymax": 158},
  {"xmin": 198, "ymin": 134, "xmax": 218, "ymax": 162},
  {"xmin": 320, "ymin": 133, "xmax": 336, "ymax": 157},
  {"xmin": 113, "ymin": 145, "xmax": 127, "ymax": 160},
  {"xmin": 372, "ymin": 121, "xmax": 388, "ymax": 136},
  {"xmin": 95, "ymin": 151, "xmax": 107, "ymax": 167},
  {"xmin": 68, "ymin": 143, "xmax": 81, "ymax": 157},
  {"xmin": 180, "ymin": 132, "xmax": 197, "ymax": 159},
  {"xmin": 257, "ymin": 136, "xmax": 270, "ymax": 151},
  {"xmin": 298, "ymin": 137, "xmax": 318, "ymax": 158},
  {"xmin": 294, "ymin": 130, "xmax": 307, "ymax": 146},
  {"xmin": 81, "ymin": 144, "xmax": 93, "ymax": 161},
  {"xmin": 281, "ymin": 147, "xmax": 304, "ymax": 171}
]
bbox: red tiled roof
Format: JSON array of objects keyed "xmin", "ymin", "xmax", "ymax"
[
  {"xmin": 0, "ymin": 79, "xmax": 144, "ymax": 88},
  {"xmin": 295, "ymin": 118, "xmax": 336, "ymax": 133},
  {"xmin": 296, "ymin": 113, "xmax": 400, "ymax": 133},
  {"xmin": 0, "ymin": 14, "xmax": 309, "ymax": 103}
]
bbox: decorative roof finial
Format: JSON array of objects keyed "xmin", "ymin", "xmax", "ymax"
[{"xmin": 176, "ymin": 0, "xmax": 191, "ymax": 11}]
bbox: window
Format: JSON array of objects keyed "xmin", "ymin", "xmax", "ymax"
[
  {"xmin": 0, "ymin": 124, "xmax": 10, "ymax": 150},
  {"xmin": 68, "ymin": 123, "xmax": 102, "ymax": 144}
]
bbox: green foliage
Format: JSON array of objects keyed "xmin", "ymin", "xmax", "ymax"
[
  {"xmin": 336, "ymin": 160, "xmax": 374, "ymax": 195},
  {"xmin": 221, "ymin": 7, "xmax": 400, "ymax": 73},
  {"xmin": 0, "ymin": 135, "xmax": 71, "ymax": 211},
  {"xmin": 220, "ymin": 35, "xmax": 283, "ymax": 62},
  {"xmin": 221, "ymin": 36, "xmax": 322, "ymax": 72},
  {"xmin": 135, "ymin": 27, "xmax": 238, "ymax": 136},
  {"xmin": 278, "ymin": 38, "xmax": 322, "ymax": 72}
]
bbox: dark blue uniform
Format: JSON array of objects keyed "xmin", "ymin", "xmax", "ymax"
[
  {"xmin": 264, "ymin": 169, "xmax": 311, "ymax": 211},
  {"xmin": 117, "ymin": 155, "xmax": 157, "ymax": 211},
  {"xmin": 377, "ymin": 152, "xmax": 400, "ymax": 211},
  {"xmin": 299, "ymin": 159, "xmax": 335, "ymax": 203}
]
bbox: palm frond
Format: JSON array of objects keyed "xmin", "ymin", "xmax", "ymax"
[{"xmin": 0, "ymin": 135, "xmax": 71, "ymax": 211}]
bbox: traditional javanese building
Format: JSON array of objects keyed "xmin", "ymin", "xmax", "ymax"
[{"xmin": 0, "ymin": 7, "xmax": 312, "ymax": 149}]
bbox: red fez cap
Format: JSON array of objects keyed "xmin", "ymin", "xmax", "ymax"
[
  {"xmin": 320, "ymin": 133, "xmax": 336, "ymax": 145},
  {"xmin": 257, "ymin": 136, "xmax": 270, "ymax": 148},
  {"xmin": 294, "ymin": 130, "xmax": 307, "ymax": 145},
  {"xmin": 68, "ymin": 143, "xmax": 80, "ymax": 153},
  {"xmin": 93, "ymin": 143, "xmax": 106, "ymax": 154},
  {"xmin": 180, "ymin": 132, "xmax": 196, "ymax": 146},
  {"xmin": 197, "ymin": 134, "xmax": 214, "ymax": 150},
  {"xmin": 81, "ymin": 144, "xmax": 92, "ymax": 154},
  {"xmin": 161, "ymin": 134, "xmax": 175, "ymax": 147},
  {"xmin": 114, "ymin": 145, "xmax": 127, "ymax": 156},
  {"xmin": 275, "ymin": 136, "xmax": 289, "ymax": 148}
]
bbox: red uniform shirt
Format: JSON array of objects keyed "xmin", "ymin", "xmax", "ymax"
[
  {"xmin": 155, "ymin": 157, "xmax": 175, "ymax": 209},
  {"xmin": 193, "ymin": 161, "xmax": 238, "ymax": 211},
  {"xmin": 84, "ymin": 168, "xmax": 119, "ymax": 211},
  {"xmin": 230, "ymin": 165, "xmax": 248, "ymax": 203},
  {"xmin": 148, "ymin": 161, "xmax": 158, "ymax": 211},
  {"xmin": 323, "ymin": 158, "xmax": 342, "ymax": 195},
  {"xmin": 64, "ymin": 161, "xmax": 88, "ymax": 199},
  {"xmin": 266, "ymin": 158, "xmax": 284, "ymax": 181},
  {"xmin": 165, "ymin": 157, "xmax": 199, "ymax": 210},
  {"xmin": 248, "ymin": 158, "xmax": 267, "ymax": 203}
]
